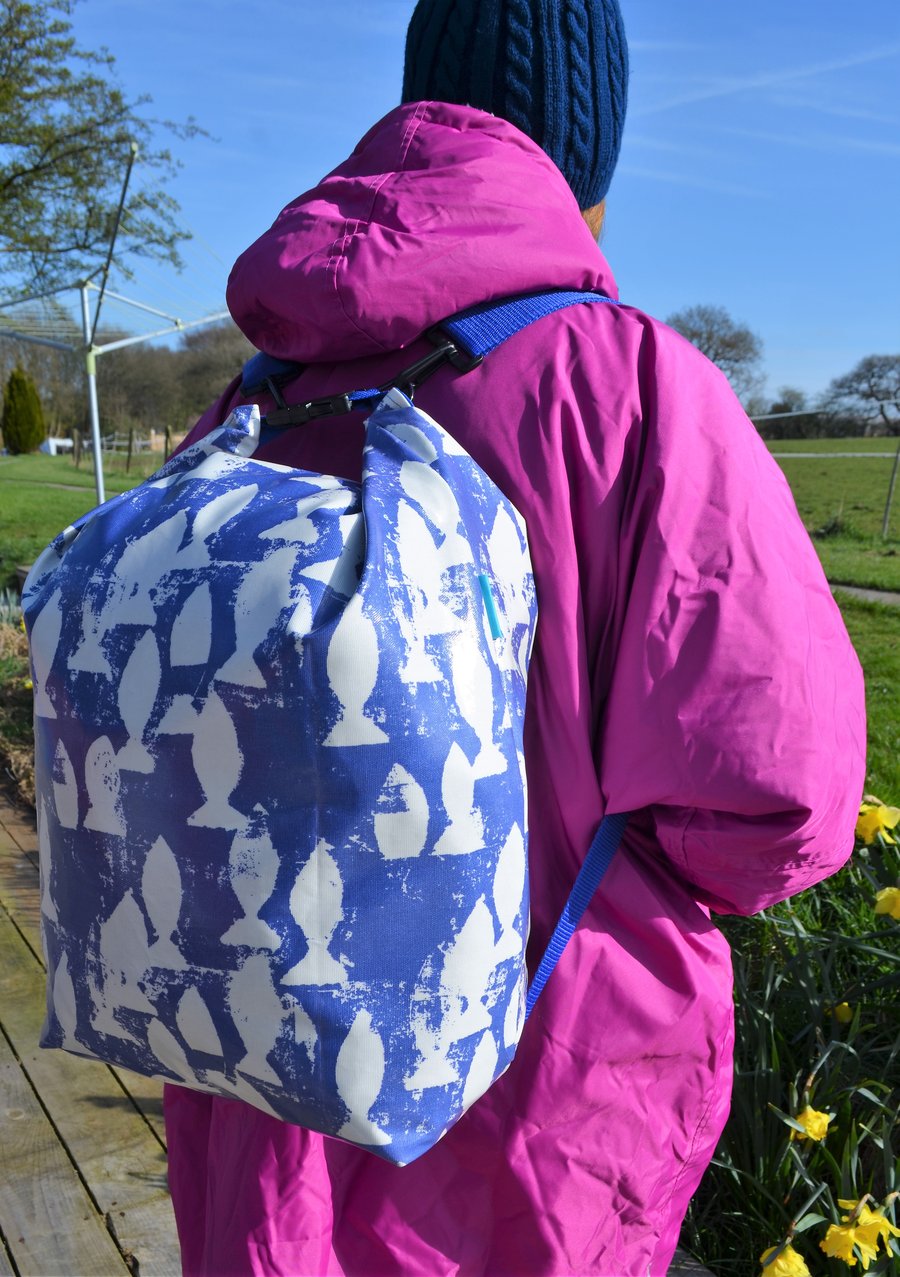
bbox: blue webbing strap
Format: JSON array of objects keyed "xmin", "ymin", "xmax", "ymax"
[
  {"xmin": 243, "ymin": 290, "xmax": 617, "ymax": 399},
  {"xmin": 525, "ymin": 811, "xmax": 629, "ymax": 1020},
  {"xmin": 442, "ymin": 289, "xmax": 616, "ymax": 360}
]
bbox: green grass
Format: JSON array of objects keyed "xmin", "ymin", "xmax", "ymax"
[
  {"xmin": 763, "ymin": 445, "xmax": 900, "ymax": 592},
  {"xmin": 0, "ymin": 452, "xmax": 161, "ymax": 589},
  {"xmin": 766, "ymin": 437, "xmax": 897, "ymax": 454},
  {"xmin": 834, "ymin": 595, "xmax": 900, "ymax": 800}
]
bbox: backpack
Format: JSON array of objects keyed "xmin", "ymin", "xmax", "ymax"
[{"xmin": 23, "ymin": 289, "xmax": 627, "ymax": 1166}]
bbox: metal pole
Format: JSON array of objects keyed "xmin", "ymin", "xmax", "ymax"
[
  {"xmin": 881, "ymin": 436, "xmax": 900, "ymax": 539},
  {"xmin": 80, "ymin": 283, "xmax": 105, "ymax": 506}
]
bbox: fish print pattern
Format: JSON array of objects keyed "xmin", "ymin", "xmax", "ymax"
[{"xmin": 23, "ymin": 388, "xmax": 537, "ymax": 1166}]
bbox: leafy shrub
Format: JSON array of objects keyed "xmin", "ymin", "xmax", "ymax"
[{"xmin": 2, "ymin": 365, "xmax": 46, "ymax": 454}]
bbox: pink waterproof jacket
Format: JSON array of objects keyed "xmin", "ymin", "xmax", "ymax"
[{"xmin": 164, "ymin": 102, "xmax": 866, "ymax": 1277}]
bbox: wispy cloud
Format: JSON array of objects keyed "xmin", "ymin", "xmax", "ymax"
[
  {"xmin": 766, "ymin": 94, "xmax": 900, "ymax": 127},
  {"xmin": 617, "ymin": 165, "xmax": 770, "ymax": 199},
  {"xmin": 633, "ymin": 44, "xmax": 900, "ymax": 118},
  {"xmin": 703, "ymin": 125, "xmax": 900, "ymax": 158}
]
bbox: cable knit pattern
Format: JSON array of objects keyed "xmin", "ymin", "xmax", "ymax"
[
  {"xmin": 401, "ymin": 0, "xmax": 628, "ymax": 208},
  {"xmin": 563, "ymin": 0, "xmax": 595, "ymax": 206},
  {"xmin": 503, "ymin": 0, "xmax": 535, "ymax": 136}
]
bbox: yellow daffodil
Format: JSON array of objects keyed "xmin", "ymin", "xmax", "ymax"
[
  {"xmin": 832, "ymin": 1001, "xmax": 853, "ymax": 1023},
  {"xmin": 790, "ymin": 1105, "xmax": 831, "ymax": 1141},
  {"xmin": 821, "ymin": 1201, "xmax": 900, "ymax": 1270},
  {"xmin": 759, "ymin": 1242, "xmax": 812, "ymax": 1275},
  {"xmin": 856, "ymin": 801, "xmax": 900, "ymax": 845},
  {"xmin": 874, "ymin": 886, "xmax": 900, "ymax": 920},
  {"xmin": 820, "ymin": 1222, "xmax": 860, "ymax": 1266},
  {"xmin": 840, "ymin": 1202, "xmax": 900, "ymax": 1267}
]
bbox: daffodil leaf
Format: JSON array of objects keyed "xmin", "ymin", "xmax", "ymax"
[
  {"xmin": 792, "ymin": 1212, "xmax": 829, "ymax": 1232},
  {"xmin": 767, "ymin": 1102, "xmax": 810, "ymax": 1135}
]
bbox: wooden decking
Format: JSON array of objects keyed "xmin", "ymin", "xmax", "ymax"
[
  {"xmin": 0, "ymin": 798, "xmax": 180, "ymax": 1277},
  {"xmin": 0, "ymin": 794, "xmax": 712, "ymax": 1277}
]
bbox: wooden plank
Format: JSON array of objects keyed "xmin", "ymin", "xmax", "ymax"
[
  {"xmin": 0, "ymin": 1242, "xmax": 16, "ymax": 1276},
  {"xmin": 0, "ymin": 1034, "xmax": 131, "ymax": 1277},
  {"xmin": 0, "ymin": 820, "xmax": 42, "ymax": 957},
  {"xmin": 0, "ymin": 798, "xmax": 168, "ymax": 1148},
  {"xmin": 0, "ymin": 907, "xmax": 181, "ymax": 1276}
]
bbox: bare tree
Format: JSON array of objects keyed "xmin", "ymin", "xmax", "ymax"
[
  {"xmin": 819, "ymin": 354, "xmax": 900, "ymax": 436},
  {"xmin": 666, "ymin": 304, "xmax": 764, "ymax": 402},
  {"xmin": 0, "ymin": 0, "xmax": 204, "ymax": 295}
]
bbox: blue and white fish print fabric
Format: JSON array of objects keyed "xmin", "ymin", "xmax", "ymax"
[{"xmin": 23, "ymin": 388, "xmax": 538, "ymax": 1166}]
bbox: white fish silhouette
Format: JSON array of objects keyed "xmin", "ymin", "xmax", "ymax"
[
  {"xmin": 106, "ymin": 511, "xmax": 194, "ymax": 627},
  {"xmin": 52, "ymin": 952, "xmax": 80, "ymax": 1050},
  {"xmin": 433, "ymin": 743, "xmax": 484, "ymax": 856},
  {"xmin": 229, "ymin": 953, "xmax": 285, "ymax": 1084},
  {"xmin": 142, "ymin": 836, "xmax": 187, "ymax": 970},
  {"xmin": 170, "ymin": 583, "xmax": 213, "ymax": 667},
  {"xmin": 116, "ymin": 631, "xmax": 160, "ymax": 773},
  {"xmin": 146, "ymin": 1018, "xmax": 193, "ymax": 1082},
  {"xmin": 486, "ymin": 506, "xmax": 532, "ymax": 635},
  {"xmin": 450, "ymin": 630, "xmax": 506, "ymax": 779},
  {"xmin": 504, "ymin": 968, "xmax": 527, "ymax": 1048},
  {"xmin": 216, "ymin": 546, "xmax": 300, "ymax": 688},
  {"xmin": 404, "ymin": 994, "xmax": 460, "ymax": 1092},
  {"xmin": 281, "ymin": 841, "xmax": 348, "ymax": 986},
  {"xmin": 386, "ymin": 418, "xmax": 439, "ymax": 463},
  {"xmin": 492, "ymin": 824, "xmax": 527, "ymax": 964},
  {"xmin": 83, "ymin": 736, "xmax": 126, "ymax": 836},
  {"xmin": 394, "ymin": 500, "xmax": 459, "ymax": 686},
  {"xmin": 461, "ymin": 1030, "xmax": 500, "ymax": 1113},
  {"xmin": 96, "ymin": 888, "xmax": 155, "ymax": 1017},
  {"xmin": 438, "ymin": 897, "xmax": 497, "ymax": 1038},
  {"xmin": 292, "ymin": 1002, "xmax": 318, "ymax": 1067},
  {"xmin": 156, "ymin": 693, "xmax": 197, "ymax": 736},
  {"xmin": 29, "ymin": 588, "xmax": 63, "ymax": 718},
  {"xmin": 299, "ymin": 516, "xmax": 364, "ymax": 600},
  {"xmin": 175, "ymin": 987, "xmax": 224, "ymax": 1057},
  {"xmin": 398, "ymin": 461, "xmax": 473, "ymax": 571},
  {"xmin": 189, "ymin": 483, "xmax": 258, "ymax": 545},
  {"xmin": 51, "ymin": 740, "xmax": 79, "ymax": 829},
  {"xmin": 335, "ymin": 1009, "xmax": 391, "ymax": 1146},
  {"xmin": 220, "ymin": 825, "xmax": 281, "ymax": 950},
  {"xmin": 37, "ymin": 799, "xmax": 57, "ymax": 923},
  {"xmin": 68, "ymin": 594, "xmax": 111, "ymax": 676},
  {"xmin": 185, "ymin": 691, "xmax": 245, "ymax": 830},
  {"xmin": 260, "ymin": 487, "xmax": 355, "ymax": 545},
  {"xmin": 323, "ymin": 594, "xmax": 388, "ymax": 746},
  {"xmin": 374, "ymin": 764, "xmax": 429, "ymax": 859}
]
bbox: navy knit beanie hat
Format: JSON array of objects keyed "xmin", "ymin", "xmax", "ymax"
[{"xmin": 401, "ymin": 0, "xmax": 628, "ymax": 209}]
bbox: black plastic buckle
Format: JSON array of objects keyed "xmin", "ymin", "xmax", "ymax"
[
  {"xmin": 426, "ymin": 325, "xmax": 484, "ymax": 374},
  {"xmin": 264, "ymin": 393, "xmax": 354, "ymax": 429}
]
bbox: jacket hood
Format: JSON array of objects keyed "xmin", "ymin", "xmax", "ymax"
[{"xmin": 226, "ymin": 101, "xmax": 617, "ymax": 362}]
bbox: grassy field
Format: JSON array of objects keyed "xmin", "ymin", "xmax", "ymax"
[
  {"xmin": 0, "ymin": 452, "xmax": 161, "ymax": 588},
  {"xmin": 762, "ymin": 440, "xmax": 900, "ymax": 592},
  {"xmin": 767, "ymin": 437, "xmax": 896, "ymax": 454}
]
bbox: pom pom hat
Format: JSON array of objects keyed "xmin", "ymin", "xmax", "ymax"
[{"xmin": 401, "ymin": 0, "xmax": 628, "ymax": 210}]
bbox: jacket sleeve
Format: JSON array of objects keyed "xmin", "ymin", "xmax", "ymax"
[{"xmin": 598, "ymin": 321, "xmax": 866, "ymax": 916}]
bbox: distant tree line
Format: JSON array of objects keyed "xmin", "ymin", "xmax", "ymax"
[
  {"xmin": 2, "ymin": 304, "xmax": 897, "ymax": 454},
  {"xmin": 0, "ymin": 319, "xmax": 254, "ymax": 447},
  {"xmin": 667, "ymin": 304, "xmax": 899, "ymax": 438}
]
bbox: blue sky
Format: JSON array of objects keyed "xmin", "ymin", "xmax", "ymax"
[{"xmin": 68, "ymin": 0, "xmax": 900, "ymax": 402}]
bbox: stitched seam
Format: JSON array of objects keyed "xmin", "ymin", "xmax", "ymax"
[
  {"xmin": 331, "ymin": 103, "xmax": 429, "ymax": 353},
  {"xmin": 653, "ymin": 1008, "xmax": 732, "ymax": 1241}
]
